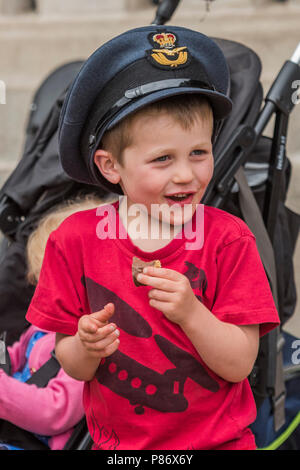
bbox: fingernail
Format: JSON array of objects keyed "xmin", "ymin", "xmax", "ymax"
[
  {"xmin": 115, "ymin": 329, "xmax": 120, "ymax": 337},
  {"xmin": 137, "ymin": 274, "xmax": 143, "ymax": 281},
  {"xmin": 143, "ymin": 267, "xmax": 148, "ymax": 274},
  {"xmin": 110, "ymin": 324, "xmax": 116, "ymax": 331}
]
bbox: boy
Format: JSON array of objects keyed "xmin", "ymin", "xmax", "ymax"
[{"xmin": 26, "ymin": 26, "xmax": 279, "ymax": 450}]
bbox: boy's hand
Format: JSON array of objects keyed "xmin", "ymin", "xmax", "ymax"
[
  {"xmin": 136, "ymin": 267, "xmax": 199, "ymax": 326},
  {"xmin": 77, "ymin": 303, "xmax": 120, "ymax": 358}
]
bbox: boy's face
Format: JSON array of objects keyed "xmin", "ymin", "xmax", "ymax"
[{"xmin": 96, "ymin": 111, "xmax": 214, "ymax": 228}]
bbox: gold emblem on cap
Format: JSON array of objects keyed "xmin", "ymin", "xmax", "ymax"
[{"xmin": 150, "ymin": 32, "xmax": 188, "ymax": 68}]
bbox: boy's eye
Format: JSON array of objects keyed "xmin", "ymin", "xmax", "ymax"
[
  {"xmin": 191, "ymin": 149, "xmax": 206, "ymax": 156},
  {"xmin": 153, "ymin": 155, "xmax": 170, "ymax": 162}
]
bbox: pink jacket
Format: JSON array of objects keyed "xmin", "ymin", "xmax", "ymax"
[{"xmin": 0, "ymin": 325, "xmax": 85, "ymax": 450}]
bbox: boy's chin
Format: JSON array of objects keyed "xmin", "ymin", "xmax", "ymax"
[{"xmin": 159, "ymin": 205, "xmax": 197, "ymax": 229}]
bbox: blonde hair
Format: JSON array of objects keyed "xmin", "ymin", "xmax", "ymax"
[
  {"xmin": 26, "ymin": 193, "xmax": 116, "ymax": 285},
  {"xmin": 101, "ymin": 94, "xmax": 213, "ymax": 164}
]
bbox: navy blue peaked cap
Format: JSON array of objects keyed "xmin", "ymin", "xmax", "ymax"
[{"xmin": 59, "ymin": 25, "xmax": 232, "ymax": 193}]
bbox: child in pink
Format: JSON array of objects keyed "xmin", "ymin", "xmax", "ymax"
[{"xmin": 0, "ymin": 325, "xmax": 84, "ymax": 450}]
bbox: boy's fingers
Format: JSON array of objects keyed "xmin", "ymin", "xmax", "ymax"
[
  {"xmin": 80, "ymin": 323, "xmax": 118, "ymax": 343},
  {"xmin": 101, "ymin": 338, "xmax": 120, "ymax": 358},
  {"xmin": 136, "ymin": 273, "xmax": 176, "ymax": 292},
  {"xmin": 79, "ymin": 315, "xmax": 99, "ymax": 334},
  {"xmin": 84, "ymin": 331, "xmax": 120, "ymax": 351},
  {"xmin": 148, "ymin": 288, "xmax": 172, "ymax": 302},
  {"xmin": 91, "ymin": 303, "xmax": 115, "ymax": 323},
  {"xmin": 143, "ymin": 267, "xmax": 179, "ymax": 280}
]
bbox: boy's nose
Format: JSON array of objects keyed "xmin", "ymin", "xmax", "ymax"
[{"xmin": 172, "ymin": 163, "xmax": 194, "ymax": 184}]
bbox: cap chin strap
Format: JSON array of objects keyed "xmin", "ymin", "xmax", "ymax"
[
  {"xmin": 124, "ymin": 78, "xmax": 216, "ymax": 99},
  {"xmin": 88, "ymin": 78, "xmax": 216, "ymax": 148}
]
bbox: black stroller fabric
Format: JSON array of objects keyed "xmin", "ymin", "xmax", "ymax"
[
  {"xmin": 0, "ymin": 39, "xmax": 299, "ymax": 450},
  {"xmin": 24, "ymin": 60, "xmax": 85, "ymax": 150},
  {"xmin": 212, "ymin": 38, "xmax": 263, "ymax": 169},
  {"xmin": 0, "ymin": 61, "xmax": 107, "ymax": 345}
]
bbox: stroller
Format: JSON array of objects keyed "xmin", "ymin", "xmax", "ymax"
[{"xmin": 0, "ymin": 0, "xmax": 299, "ymax": 450}]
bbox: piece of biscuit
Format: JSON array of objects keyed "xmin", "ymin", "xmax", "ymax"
[{"xmin": 132, "ymin": 257, "xmax": 161, "ymax": 287}]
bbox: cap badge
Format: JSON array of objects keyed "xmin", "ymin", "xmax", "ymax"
[{"xmin": 147, "ymin": 31, "xmax": 189, "ymax": 69}]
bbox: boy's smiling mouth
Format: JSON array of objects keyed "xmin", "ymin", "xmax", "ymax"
[{"xmin": 164, "ymin": 192, "xmax": 196, "ymax": 205}]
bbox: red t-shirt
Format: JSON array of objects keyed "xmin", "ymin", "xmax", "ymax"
[{"xmin": 26, "ymin": 202, "xmax": 279, "ymax": 450}]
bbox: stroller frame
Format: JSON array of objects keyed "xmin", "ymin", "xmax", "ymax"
[{"xmin": 204, "ymin": 41, "xmax": 300, "ymax": 434}]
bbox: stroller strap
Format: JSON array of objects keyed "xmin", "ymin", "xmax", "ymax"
[
  {"xmin": 234, "ymin": 167, "xmax": 278, "ymax": 306},
  {"xmin": 26, "ymin": 349, "xmax": 60, "ymax": 387},
  {"xmin": 234, "ymin": 167, "xmax": 286, "ymax": 432}
]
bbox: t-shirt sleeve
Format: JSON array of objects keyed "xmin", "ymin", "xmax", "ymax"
[
  {"xmin": 211, "ymin": 234, "xmax": 280, "ymax": 336},
  {"xmin": 26, "ymin": 233, "xmax": 85, "ymax": 336}
]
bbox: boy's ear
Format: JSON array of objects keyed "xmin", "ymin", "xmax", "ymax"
[{"xmin": 93, "ymin": 149, "xmax": 121, "ymax": 185}]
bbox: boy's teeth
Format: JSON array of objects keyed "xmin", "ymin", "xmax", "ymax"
[{"xmin": 167, "ymin": 193, "xmax": 190, "ymax": 200}]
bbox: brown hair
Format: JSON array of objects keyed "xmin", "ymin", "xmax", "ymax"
[
  {"xmin": 101, "ymin": 94, "xmax": 213, "ymax": 164},
  {"xmin": 26, "ymin": 193, "xmax": 116, "ymax": 284}
]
